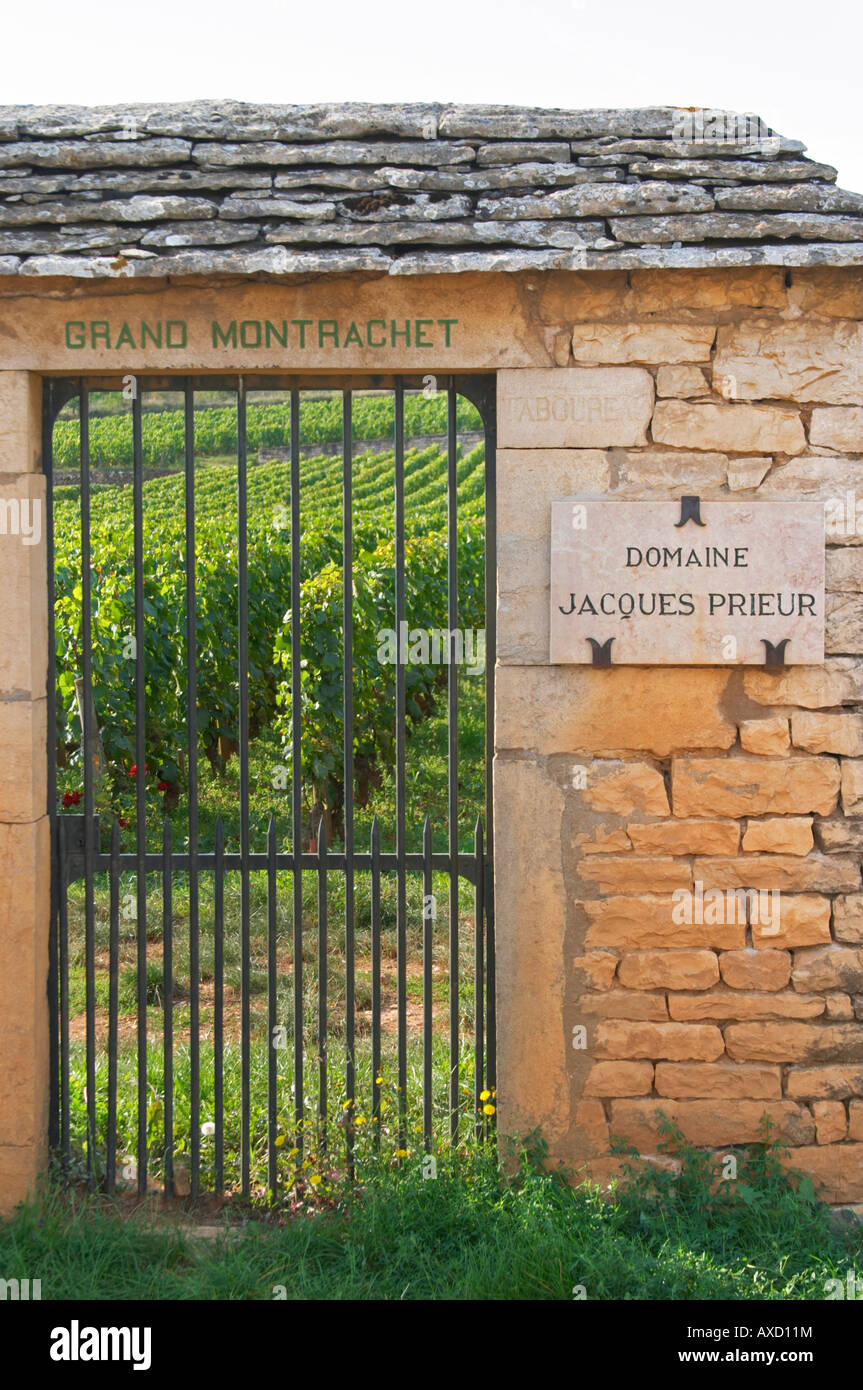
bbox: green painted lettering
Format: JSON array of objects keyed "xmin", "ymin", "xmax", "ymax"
[
  {"xmin": 414, "ymin": 319, "xmax": 433, "ymax": 347},
  {"xmin": 265, "ymin": 320, "xmax": 288, "ymax": 348},
  {"xmin": 343, "ymin": 320, "xmax": 363, "ymax": 348},
  {"xmin": 292, "ymin": 319, "xmax": 312, "ymax": 348},
  {"xmin": 141, "ymin": 321, "xmax": 163, "ymax": 348},
  {"xmin": 318, "ymin": 320, "xmax": 339, "ymax": 347},
  {"xmin": 212, "ymin": 321, "xmax": 237, "ymax": 348},
  {"xmin": 115, "ymin": 321, "xmax": 136, "ymax": 350},
  {"xmin": 437, "ymin": 318, "xmax": 458, "ymax": 346},
  {"xmin": 166, "ymin": 320, "xmax": 187, "ymax": 348},
  {"xmin": 90, "ymin": 321, "xmax": 110, "ymax": 348},
  {"xmin": 391, "ymin": 320, "xmax": 410, "ymax": 346},
  {"xmin": 240, "ymin": 320, "xmax": 262, "ymax": 348},
  {"xmin": 366, "ymin": 320, "xmax": 386, "ymax": 348},
  {"xmin": 65, "ymin": 321, "xmax": 86, "ymax": 349}
]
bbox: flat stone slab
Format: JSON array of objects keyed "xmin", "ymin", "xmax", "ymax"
[{"xmin": 550, "ymin": 497, "xmax": 825, "ymax": 664}]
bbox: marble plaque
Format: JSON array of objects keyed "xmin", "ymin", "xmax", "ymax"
[{"xmin": 550, "ymin": 497, "xmax": 825, "ymax": 665}]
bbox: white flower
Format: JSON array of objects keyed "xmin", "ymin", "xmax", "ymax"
[{"xmin": 201, "ymin": 1121, "xmax": 216, "ymax": 1138}]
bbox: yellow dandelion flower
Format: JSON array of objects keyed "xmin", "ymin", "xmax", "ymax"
[
  {"xmin": 274, "ymin": 1135, "xmax": 285, "ymax": 1147},
  {"xmin": 395, "ymin": 1149, "xmax": 408, "ymax": 1158},
  {"xmin": 356, "ymin": 1116, "xmax": 366, "ymax": 1126},
  {"xmin": 301, "ymin": 1159, "xmax": 311, "ymax": 1170},
  {"xmin": 342, "ymin": 1099, "xmax": 353, "ymax": 1110},
  {"xmin": 288, "ymin": 1146, "xmax": 299, "ymax": 1157},
  {"xmin": 375, "ymin": 1077, "xmax": 383, "ymax": 1085},
  {"xmin": 310, "ymin": 1175, "xmax": 322, "ymax": 1187},
  {"xmin": 483, "ymin": 1103, "xmax": 496, "ymax": 1116},
  {"xmin": 480, "ymin": 1089, "xmax": 491, "ymax": 1101}
]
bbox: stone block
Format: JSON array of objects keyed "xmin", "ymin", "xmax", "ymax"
[
  {"xmin": 834, "ymin": 895, "xmax": 863, "ymax": 944},
  {"xmin": 715, "ymin": 321, "xmax": 863, "ymax": 405},
  {"xmin": 742, "ymin": 817, "xmax": 814, "ymax": 856},
  {"xmin": 652, "ymin": 399, "xmax": 805, "ymax": 454},
  {"xmin": 743, "ymin": 659, "xmax": 863, "ymax": 709},
  {"xmin": 841, "ymin": 760, "xmax": 863, "ymax": 814},
  {"xmin": 781, "ymin": 1145, "xmax": 863, "ymax": 1203},
  {"xmin": 496, "ymin": 668, "xmax": 736, "ymax": 758},
  {"xmin": 719, "ymin": 949, "xmax": 791, "ymax": 991},
  {"xmin": 725, "ymin": 1021, "xmax": 863, "ymax": 1063},
  {"xmin": 617, "ymin": 950, "xmax": 718, "ymax": 991},
  {"xmin": 671, "ymin": 755, "xmax": 840, "ymax": 817},
  {"xmin": 582, "ymin": 895, "xmax": 746, "ymax": 950},
  {"xmin": 609, "ymin": 1098, "xmax": 813, "ymax": 1149},
  {"xmin": 579, "ymin": 992, "xmax": 669, "ymax": 1020},
  {"xmin": 726, "ymin": 457, "xmax": 773, "ymax": 491},
  {"xmin": 786, "ymin": 1066, "xmax": 863, "ymax": 1100},
  {"xmin": 570, "ymin": 322, "xmax": 714, "ymax": 364},
  {"xmin": 0, "ymin": 472, "xmax": 47, "ymax": 698},
  {"xmin": 493, "ymin": 756, "xmax": 570, "ymax": 1144},
  {"xmin": 813, "ymin": 1100, "xmax": 847, "ymax": 1144},
  {"xmin": 668, "ymin": 990, "xmax": 824, "ymax": 1021},
  {"xmin": 576, "ymin": 857, "xmax": 691, "ymax": 894},
  {"xmin": 626, "ymin": 819, "xmax": 739, "ymax": 855},
  {"xmin": 654, "ymin": 1061, "xmax": 781, "ymax": 1099},
  {"xmin": 751, "ymin": 895, "xmax": 832, "ymax": 949},
  {"xmin": 655, "ymin": 364, "xmax": 711, "ymax": 397},
  {"xmin": 810, "ymin": 406, "xmax": 863, "ymax": 452},
  {"xmin": 583, "ymin": 1061, "xmax": 654, "ymax": 1097},
  {"xmin": 0, "ymin": 372, "xmax": 42, "ymax": 474},
  {"xmin": 594, "ymin": 1020, "xmax": 724, "ymax": 1061},
  {"xmin": 792, "ymin": 945, "xmax": 863, "ymax": 994},
  {"xmin": 497, "ymin": 367, "xmax": 654, "ymax": 448},
  {"xmin": 694, "ymin": 854, "xmax": 858, "ymax": 893},
  {"xmin": 826, "ymin": 595, "xmax": 863, "ymax": 654},
  {"xmin": 0, "ymin": 698, "xmax": 46, "ymax": 823},
  {"xmin": 739, "ymin": 717, "xmax": 790, "ymax": 756}
]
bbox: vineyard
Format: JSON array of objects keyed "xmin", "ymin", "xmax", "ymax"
[
  {"xmin": 54, "ymin": 401, "xmax": 488, "ymax": 845},
  {"xmin": 53, "ymin": 391, "xmax": 492, "ymax": 1192},
  {"xmin": 53, "ymin": 392, "xmax": 483, "ymax": 470}
]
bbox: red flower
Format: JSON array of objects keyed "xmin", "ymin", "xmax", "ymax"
[
  {"xmin": 129, "ymin": 763, "xmax": 149, "ymax": 778},
  {"xmin": 157, "ymin": 780, "xmax": 169, "ymax": 792},
  {"xmin": 118, "ymin": 817, "xmax": 128, "ymax": 828},
  {"xmin": 62, "ymin": 792, "xmax": 73, "ymax": 809},
  {"xmin": 70, "ymin": 790, "xmax": 82, "ymax": 805}
]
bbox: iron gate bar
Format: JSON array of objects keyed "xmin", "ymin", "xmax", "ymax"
[
  {"xmin": 343, "ymin": 389, "xmax": 356, "ymax": 1177},
  {"xmin": 394, "ymin": 377, "xmax": 407, "ymax": 1148},
  {"xmin": 237, "ymin": 378, "xmax": 252, "ymax": 1197},
  {"xmin": 79, "ymin": 386, "xmax": 99, "ymax": 1187},
  {"xmin": 370, "ymin": 817, "xmax": 381, "ymax": 1144},
  {"xmin": 45, "ymin": 382, "xmax": 60, "ymax": 1155},
  {"xmin": 213, "ymin": 818, "xmax": 224, "ymax": 1193},
  {"xmin": 46, "ymin": 373, "xmax": 497, "ymax": 1196},
  {"xmin": 107, "ymin": 819, "xmax": 120, "ymax": 1190},
  {"xmin": 317, "ymin": 817, "xmax": 329, "ymax": 1147},
  {"xmin": 289, "ymin": 386, "xmax": 303, "ymax": 1165},
  {"xmin": 447, "ymin": 378, "xmax": 460, "ymax": 1142},
  {"xmin": 163, "ymin": 817, "xmax": 175, "ymax": 1197}
]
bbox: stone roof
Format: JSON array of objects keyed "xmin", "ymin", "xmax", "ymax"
[{"xmin": 1, "ymin": 100, "xmax": 862, "ymax": 278}]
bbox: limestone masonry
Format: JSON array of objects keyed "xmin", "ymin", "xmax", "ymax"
[
  {"xmin": 1, "ymin": 101, "xmax": 863, "ymax": 1211},
  {"xmin": 0, "ymin": 101, "xmax": 861, "ymax": 276}
]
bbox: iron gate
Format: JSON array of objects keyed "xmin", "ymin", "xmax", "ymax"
[{"xmin": 45, "ymin": 374, "xmax": 496, "ymax": 1199}]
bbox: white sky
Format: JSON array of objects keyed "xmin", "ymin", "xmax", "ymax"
[{"xmin": 3, "ymin": 0, "xmax": 862, "ymax": 191}]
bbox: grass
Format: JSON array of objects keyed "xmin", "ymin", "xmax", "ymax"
[
  {"xmin": 58, "ymin": 677, "xmax": 491, "ymax": 1191},
  {"xmin": 3, "ymin": 1125, "xmax": 863, "ymax": 1300}
]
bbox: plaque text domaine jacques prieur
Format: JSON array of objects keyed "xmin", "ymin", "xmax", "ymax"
[{"xmin": 550, "ymin": 499, "xmax": 825, "ymax": 665}]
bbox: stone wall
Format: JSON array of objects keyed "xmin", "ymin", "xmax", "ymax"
[
  {"xmin": 1, "ymin": 260, "xmax": 862, "ymax": 1210},
  {"xmin": 494, "ymin": 264, "xmax": 863, "ymax": 1206}
]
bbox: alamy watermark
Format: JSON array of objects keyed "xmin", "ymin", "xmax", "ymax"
[
  {"xmin": 672, "ymin": 880, "xmax": 781, "ymax": 936},
  {"xmin": 377, "ymin": 622, "xmax": 485, "ymax": 676},
  {"xmin": 672, "ymin": 109, "xmax": 781, "ymax": 155},
  {"xmin": 0, "ymin": 497, "xmax": 41, "ymax": 545}
]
